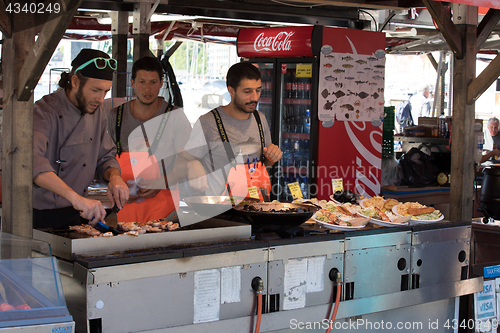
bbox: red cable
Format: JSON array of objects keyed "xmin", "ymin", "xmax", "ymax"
[
  {"xmin": 325, "ymin": 282, "xmax": 341, "ymax": 333},
  {"xmin": 254, "ymin": 291, "xmax": 262, "ymax": 333}
]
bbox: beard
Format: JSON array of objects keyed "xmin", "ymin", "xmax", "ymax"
[
  {"xmin": 135, "ymin": 95, "xmax": 156, "ymax": 107},
  {"xmin": 75, "ymin": 84, "xmax": 98, "ymax": 114},
  {"xmin": 233, "ymin": 95, "xmax": 258, "ymax": 114}
]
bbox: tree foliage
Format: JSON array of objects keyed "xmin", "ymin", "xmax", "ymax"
[{"xmin": 164, "ymin": 40, "xmax": 207, "ymax": 76}]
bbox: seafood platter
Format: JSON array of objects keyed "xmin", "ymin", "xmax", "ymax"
[{"xmin": 293, "ymin": 195, "xmax": 444, "ymax": 231}]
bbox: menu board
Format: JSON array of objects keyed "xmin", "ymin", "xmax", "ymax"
[{"xmin": 319, "ymin": 51, "xmax": 385, "ymax": 122}]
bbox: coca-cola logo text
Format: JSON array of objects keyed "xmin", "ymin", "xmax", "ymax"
[{"xmin": 254, "ymin": 31, "xmax": 295, "ymax": 52}]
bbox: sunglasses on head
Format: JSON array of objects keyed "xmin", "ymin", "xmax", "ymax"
[{"xmin": 74, "ymin": 57, "xmax": 118, "ymax": 74}]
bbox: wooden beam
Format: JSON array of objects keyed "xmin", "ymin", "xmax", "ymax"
[
  {"xmin": 427, "ymin": 53, "xmax": 438, "ymax": 71},
  {"xmin": 0, "ymin": 0, "xmax": 11, "ymax": 38},
  {"xmin": 2, "ymin": 18, "xmax": 35, "ymax": 238},
  {"xmin": 468, "ymin": 53, "xmax": 500, "ymax": 104},
  {"xmin": 450, "ymin": 24, "xmax": 476, "ymax": 222},
  {"xmin": 476, "ymin": 9, "xmax": 500, "ymax": 52},
  {"xmin": 133, "ymin": 2, "xmax": 152, "ymax": 62},
  {"xmin": 422, "ymin": 0, "xmax": 463, "ymax": 58},
  {"xmin": 166, "ymin": 40, "xmax": 183, "ymax": 58},
  {"xmin": 16, "ymin": 0, "xmax": 82, "ymax": 101}
]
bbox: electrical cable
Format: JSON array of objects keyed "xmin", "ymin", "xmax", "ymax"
[
  {"xmin": 254, "ymin": 291, "xmax": 262, "ymax": 333},
  {"xmin": 359, "ymin": 9, "xmax": 378, "ymax": 31},
  {"xmin": 379, "ymin": 12, "xmax": 396, "ymax": 32},
  {"xmin": 325, "ymin": 272, "xmax": 341, "ymax": 333},
  {"xmin": 252, "ymin": 277, "xmax": 264, "ymax": 333}
]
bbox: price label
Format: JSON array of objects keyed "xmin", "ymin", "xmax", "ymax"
[
  {"xmin": 248, "ymin": 186, "xmax": 260, "ymax": 199},
  {"xmin": 332, "ymin": 178, "xmax": 343, "ymax": 193},
  {"xmin": 296, "ymin": 64, "xmax": 312, "ymax": 78},
  {"xmin": 288, "ymin": 182, "xmax": 303, "ymax": 199}
]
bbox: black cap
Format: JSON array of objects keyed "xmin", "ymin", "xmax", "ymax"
[{"xmin": 71, "ymin": 49, "xmax": 114, "ymax": 81}]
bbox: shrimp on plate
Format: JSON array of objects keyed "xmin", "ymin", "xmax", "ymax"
[{"xmin": 374, "ymin": 207, "xmax": 391, "ymax": 222}]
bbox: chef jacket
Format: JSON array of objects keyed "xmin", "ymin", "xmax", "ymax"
[{"xmin": 33, "ymin": 88, "xmax": 120, "ymax": 210}]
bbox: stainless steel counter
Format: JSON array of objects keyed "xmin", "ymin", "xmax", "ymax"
[{"xmin": 48, "ymin": 220, "xmax": 481, "ymax": 333}]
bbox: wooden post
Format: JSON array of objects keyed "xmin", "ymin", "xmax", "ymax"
[
  {"xmin": 111, "ymin": 11, "xmax": 129, "ymax": 98},
  {"xmin": 1, "ymin": 0, "xmax": 80, "ymax": 237},
  {"xmin": 2, "ymin": 20, "xmax": 35, "ymax": 238},
  {"xmin": 450, "ymin": 4, "xmax": 478, "ymax": 222},
  {"xmin": 133, "ymin": 2, "xmax": 152, "ymax": 62}
]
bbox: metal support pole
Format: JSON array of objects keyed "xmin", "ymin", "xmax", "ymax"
[
  {"xmin": 111, "ymin": 11, "xmax": 129, "ymax": 98},
  {"xmin": 133, "ymin": 1, "xmax": 152, "ymax": 62}
]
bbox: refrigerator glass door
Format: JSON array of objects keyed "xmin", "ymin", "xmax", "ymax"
[
  {"xmin": 278, "ymin": 62, "xmax": 313, "ymax": 201},
  {"xmin": 255, "ymin": 62, "xmax": 274, "ymax": 130}
]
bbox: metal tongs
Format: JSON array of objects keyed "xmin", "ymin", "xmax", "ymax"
[{"xmin": 95, "ymin": 221, "xmax": 122, "ymax": 235}]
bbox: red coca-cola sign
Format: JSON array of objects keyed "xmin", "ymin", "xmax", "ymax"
[
  {"xmin": 316, "ymin": 120, "xmax": 382, "ymax": 199},
  {"xmin": 237, "ymin": 26, "xmax": 314, "ymax": 58}
]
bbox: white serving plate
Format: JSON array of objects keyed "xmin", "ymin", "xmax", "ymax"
[
  {"xmin": 312, "ymin": 216, "xmax": 368, "ymax": 231},
  {"xmin": 392, "ymin": 205, "xmax": 445, "ymax": 223}
]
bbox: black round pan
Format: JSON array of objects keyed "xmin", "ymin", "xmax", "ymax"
[
  {"xmin": 232, "ymin": 202, "xmax": 319, "ymax": 231},
  {"xmin": 183, "ymin": 196, "xmax": 260, "ymax": 217}
]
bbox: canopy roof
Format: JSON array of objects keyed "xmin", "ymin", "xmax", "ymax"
[{"xmin": 60, "ymin": 0, "xmax": 499, "ymax": 54}]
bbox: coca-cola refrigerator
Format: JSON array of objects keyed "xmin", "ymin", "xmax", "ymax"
[{"xmin": 237, "ymin": 26, "xmax": 386, "ymax": 201}]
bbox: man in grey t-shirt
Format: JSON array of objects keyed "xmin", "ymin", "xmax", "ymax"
[
  {"xmin": 107, "ymin": 56, "xmax": 192, "ymax": 222},
  {"xmin": 181, "ymin": 63, "xmax": 282, "ymax": 198}
]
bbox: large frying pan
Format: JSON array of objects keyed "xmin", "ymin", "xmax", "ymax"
[
  {"xmin": 232, "ymin": 202, "xmax": 319, "ymax": 231},
  {"xmin": 183, "ymin": 196, "xmax": 259, "ymax": 217}
]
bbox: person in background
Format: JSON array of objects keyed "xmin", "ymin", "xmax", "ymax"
[
  {"xmin": 481, "ymin": 117, "xmax": 500, "ymax": 163},
  {"xmin": 107, "ymin": 56, "xmax": 192, "ymax": 223},
  {"xmin": 409, "ymin": 84, "xmax": 431, "ymax": 125},
  {"xmin": 180, "ymin": 62, "xmax": 282, "ymax": 201},
  {"xmin": 33, "ymin": 49, "xmax": 129, "ymax": 229}
]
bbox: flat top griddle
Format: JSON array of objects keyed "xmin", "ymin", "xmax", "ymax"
[{"xmin": 32, "ymin": 218, "xmax": 253, "ymax": 261}]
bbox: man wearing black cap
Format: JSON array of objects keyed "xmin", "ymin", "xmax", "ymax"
[{"xmin": 32, "ymin": 48, "xmax": 129, "ymax": 229}]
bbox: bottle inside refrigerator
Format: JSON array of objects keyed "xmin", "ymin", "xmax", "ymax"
[
  {"xmin": 278, "ymin": 62, "xmax": 313, "ymax": 201},
  {"xmin": 255, "ymin": 62, "xmax": 274, "ymax": 130}
]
